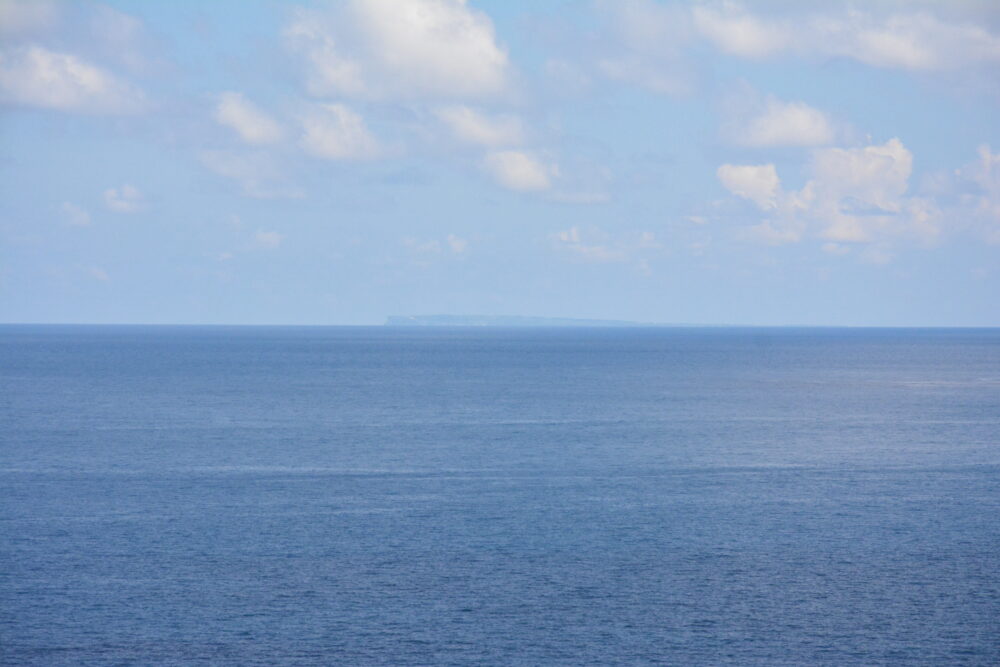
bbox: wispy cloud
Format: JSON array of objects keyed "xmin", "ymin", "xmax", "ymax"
[
  {"xmin": 213, "ymin": 92, "xmax": 284, "ymax": 145},
  {"xmin": 693, "ymin": 2, "xmax": 1000, "ymax": 71},
  {"xmin": 0, "ymin": 45, "xmax": 145, "ymax": 113},
  {"xmin": 200, "ymin": 150, "xmax": 303, "ymax": 199},
  {"xmin": 61, "ymin": 202, "xmax": 90, "ymax": 226},
  {"xmin": 483, "ymin": 150, "xmax": 557, "ymax": 192},
  {"xmin": 435, "ymin": 105, "xmax": 523, "ymax": 147},
  {"xmin": 254, "ymin": 230, "xmax": 284, "ymax": 249},
  {"xmin": 103, "ymin": 184, "xmax": 144, "ymax": 213},
  {"xmin": 299, "ymin": 103, "xmax": 382, "ymax": 160}
]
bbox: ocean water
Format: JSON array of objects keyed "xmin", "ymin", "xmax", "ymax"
[{"xmin": 1, "ymin": 325, "xmax": 999, "ymax": 665}]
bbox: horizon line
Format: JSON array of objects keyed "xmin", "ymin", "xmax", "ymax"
[{"xmin": 2, "ymin": 322, "xmax": 999, "ymax": 329}]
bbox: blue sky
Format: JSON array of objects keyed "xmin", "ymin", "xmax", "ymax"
[{"xmin": 1, "ymin": 0, "xmax": 999, "ymax": 325}]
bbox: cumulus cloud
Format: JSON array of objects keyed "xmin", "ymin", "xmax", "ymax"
[
  {"xmin": 61, "ymin": 202, "xmax": 90, "ymax": 226},
  {"xmin": 285, "ymin": 0, "xmax": 511, "ymax": 101},
  {"xmin": 724, "ymin": 94, "xmax": 836, "ymax": 148},
  {"xmin": 213, "ymin": 92, "xmax": 284, "ymax": 145},
  {"xmin": 717, "ymin": 164, "xmax": 780, "ymax": 209},
  {"xmin": 808, "ymin": 139, "xmax": 913, "ymax": 241},
  {"xmin": 718, "ymin": 138, "xmax": 939, "ymax": 248},
  {"xmin": 446, "ymin": 234, "xmax": 468, "ymax": 253},
  {"xmin": 299, "ymin": 103, "xmax": 381, "ymax": 160},
  {"xmin": 0, "ymin": 45, "xmax": 144, "ymax": 113},
  {"xmin": 802, "ymin": 140, "xmax": 941, "ymax": 246},
  {"xmin": 483, "ymin": 150, "xmax": 557, "ymax": 191},
  {"xmin": 435, "ymin": 105, "xmax": 522, "ymax": 146},
  {"xmin": 103, "ymin": 184, "xmax": 143, "ymax": 212}
]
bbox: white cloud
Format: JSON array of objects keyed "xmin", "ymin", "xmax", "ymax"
[
  {"xmin": 103, "ymin": 184, "xmax": 143, "ymax": 213},
  {"xmin": 401, "ymin": 237, "xmax": 448, "ymax": 267},
  {"xmin": 0, "ymin": 0, "xmax": 58, "ymax": 36},
  {"xmin": 943, "ymin": 144, "xmax": 1000, "ymax": 243},
  {"xmin": 61, "ymin": 202, "xmax": 90, "ymax": 226},
  {"xmin": 726, "ymin": 95, "xmax": 835, "ymax": 148},
  {"xmin": 600, "ymin": 0, "xmax": 691, "ymax": 54},
  {"xmin": 566, "ymin": 3, "xmax": 1000, "ymax": 101},
  {"xmin": 285, "ymin": 0, "xmax": 510, "ymax": 100},
  {"xmin": 692, "ymin": 4, "xmax": 789, "ymax": 58},
  {"xmin": 254, "ymin": 230, "xmax": 284, "ymax": 249},
  {"xmin": 551, "ymin": 225, "xmax": 660, "ymax": 265},
  {"xmin": 200, "ymin": 150, "xmax": 303, "ymax": 199},
  {"xmin": 299, "ymin": 103, "xmax": 381, "ymax": 160},
  {"xmin": 597, "ymin": 55, "xmax": 692, "ymax": 96},
  {"xmin": 409, "ymin": 239, "xmax": 442, "ymax": 254},
  {"xmin": 435, "ymin": 105, "xmax": 522, "ymax": 147},
  {"xmin": 554, "ymin": 227, "xmax": 580, "ymax": 244},
  {"xmin": 719, "ymin": 138, "xmax": 939, "ymax": 248},
  {"xmin": 802, "ymin": 139, "xmax": 930, "ymax": 244},
  {"xmin": 446, "ymin": 234, "xmax": 468, "ymax": 253},
  {"xmin": 213, "ymin": 92, "xmax": 284, "ymax": 145},
  {"xmin": 569, "ymin": 244, "xmax": 627, "ymax": 263},
  {"xmin": 843, "ymin": 12, "xmax": 1000, "ymax": 71},
  {"xmin": 404, "ymin": 234, "xmax": 468, "ymax": 257},
  {"xmin": 552, "ymin": 227, "xmax": 627, "ymax": 263},
  {"xmin": 88, "ymin": 4, "xmax": 154, "ymax": 74},
  {"xmin": 693, "ymin": 3, "xmax": 1000, "ymax": 71},
  {"xmin": 483, "ymin": 150, "xmax": 557, "ymax": 192},
  {"xmin": 546, "ymin": 155, "xmax": 613, "ymax": 205},
  {"xmin": 593, "ymin": 0, "xmax": 695, "ymax": 95},
  {"xmin": 809, "ymin": 138, "xmax": 913, "ymax": 242},
  {"xmin": 959, "ymin": 145, "xmax": 1000, "ymax": 213},
  {"xmin": 717, "ymin": 163, "xmax": 780, "ymax": 209},
  {"xmin": 0, "ymin": 45, "xmax": 144, "ymax": 113},
  {"xmin": 971, "ymin": 145, "xmax": 1000, "ymax": 236}
]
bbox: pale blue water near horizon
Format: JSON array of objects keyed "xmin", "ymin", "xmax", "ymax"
[{"xmin": 2, "ymin": 325, "xmax": 999, "ymax": 665}]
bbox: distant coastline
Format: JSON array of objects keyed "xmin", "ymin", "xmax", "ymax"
[{"xmin": 385, "ymin": 314, "xmax": 657, "ymax": 327}]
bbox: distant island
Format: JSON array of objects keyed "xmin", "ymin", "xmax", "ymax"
[{"xmin": 385, "ymin": 315, "xmax": 648, "ymax": 327}]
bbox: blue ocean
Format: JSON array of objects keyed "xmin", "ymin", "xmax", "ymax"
[{"xmin": 2, "ymin": 325, "xmax": 999, "ymax": 665}]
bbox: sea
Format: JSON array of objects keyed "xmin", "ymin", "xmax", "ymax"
[{"xmin": 1, "ymin": 325, "xmax": 998, "ymax": 665}]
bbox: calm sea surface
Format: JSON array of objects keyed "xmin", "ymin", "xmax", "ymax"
[{"xmin": 2, "ymin": 325, "xmax": 999, "ymax": 665}]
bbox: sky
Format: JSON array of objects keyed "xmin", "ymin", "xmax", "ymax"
[{"xmin": 1, "ymin": 0, "xmax": 999, "ymax": 326}]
